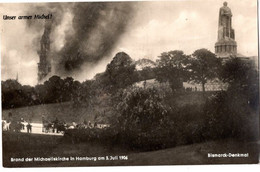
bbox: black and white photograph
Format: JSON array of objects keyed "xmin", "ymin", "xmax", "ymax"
[{"xmin": 0, "ymin": 0, "xmax": 259, "ymax": 167}]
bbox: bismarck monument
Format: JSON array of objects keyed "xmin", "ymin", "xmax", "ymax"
[
  {"xmin": 184, "ymin": 2, "xmax": 257, "ymax": 91},
  {"xmin": 215, "ymin": 2, "xmax": 256, "ymax": 65},
  {"xmin": 215, "ymin": 2, "xmax": 237, "ymax": 59}
]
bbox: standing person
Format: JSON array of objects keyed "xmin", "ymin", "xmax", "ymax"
[
  {"xmin": 20, "ymin": 118, "xmax": 25, "ymax": 130},
  {"xmin": 7, "ymin": 112, "xmax": 13, "ymax": 131},
  {"xmin": 26, "ymin": 122, "xmax": 32, "ymax": 133},
  {"xmin": 83, "ymin": 119, "xmax": 87, "ymax": 125},
  {"xmin": 83, "ymin": 119, "xmax": 88, "ymax": 128},
  {"xmin": 53, "ymin": 117, "xmax": 59, "ymax": 133},
  {"xmin": 42, "ymin": 115, "xmax": 46, "ymax": 132}
]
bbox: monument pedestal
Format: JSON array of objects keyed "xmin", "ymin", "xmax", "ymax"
[{"xmin": 215, "ymin": 39, "xmax": 237, "ymax": 58}]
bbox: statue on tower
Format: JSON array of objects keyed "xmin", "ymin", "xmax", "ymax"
[{"xmin": 215, "ymin": 2, "xmax": 237, "ymax": 58}]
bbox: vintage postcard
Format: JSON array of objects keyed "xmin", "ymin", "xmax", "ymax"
[{"xmin": 0, "ymin": 0, "xmax": 259, "ymax": 167}]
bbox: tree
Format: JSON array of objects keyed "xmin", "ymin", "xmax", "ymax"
[
  {"xmin": 113, "ymin": 86, "xmax": 171, "ymax": 150},
  {"xmin": 103, "ymin": 52, "xmax": 136, "ymax": 92},
  {"xmin": 220, "ymin": 57, "xmax": 257, "ymax": 87},
  {"xmin": 1, "ymin": 79, "xmax": 22, "ymax": 92},
  {"xmin": 188, "ymin": 49, "xmax": 222, "ymax": 92},
  {"xmin": 115, "ymin": 86, "xmax": 169, "ymax": 134},
  {"xmin": 80, "ymin": 80, "xmax": 93, "ymax": 103},
  {"xmin": 135, "ymin": 58, "xmax": 156, "ymax": 81},
  {"xmin": 71, "ymin": 80, "xmax": 82, "ymax": 106},
  {"xmin": 62, "ymin": 77, "xmax": 73, "ymax": 101},
  {"xmin": 2, "ymin": 80, "xmax": 36, "ymax": 109},
  {"xmin": 220, "ymin": 57, "xmax": 258, "ymax": 109},
  {"xmin": 47, "ymin": 75, "xmax": 65, "ymax": 103},
  {"xmin": 35, "ymin": 75, "xmax": 65, "ymax": 103},
  {"xmin": 155, "ymin": 50, "xmax": 189, "ymax": 91}
]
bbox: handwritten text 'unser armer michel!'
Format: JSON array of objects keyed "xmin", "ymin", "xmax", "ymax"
[{"xmin": 3, "ymin": 14, "xmax": 52, "ymax": 20}]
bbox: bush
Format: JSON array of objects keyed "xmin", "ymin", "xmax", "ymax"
[
  {"xmin": 204, "ymin": 91, "xmax": 258, "ymax": 141},
  {"xmin": 63, "ymin": 127, "xmax": 118, "ymax": 144},
  {"xmin": 114, "ymin": 86, "xmax": 171, "ymax": 150},
  {"xmin": 113, "ymin": 86, "xmax": 213, "ymax": 150},
  {"xmin": 167, "ymin": 103, "xmax": 207, "ymax": 145}
]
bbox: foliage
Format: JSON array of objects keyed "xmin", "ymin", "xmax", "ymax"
[
  {"xmin": 135, "ymin": 58, "xmax": 156, "ymax": 81},
  {"xmin": 2, "ymin": 76, "xmax": 85, "ymax": 109},
  {"xmin": 2, "ymin": 50, "xmax": 258, "ymax": 150},
  {"xmin": 205, "ymin": 58, "xmax": 259, "ymax": 141},
  {"xmin": 135, "ymin": 68, "xmax": 156, "ymax": 82},
  {"xmin": 204, "ymin": 90, "xmax": 258, "ymax": 141},
  {"xmin": 220, "ymin": 57, "xmax": 259, "ymax": 109},
  {"xmin": 188, "ymin": 49, "xmax": 222, "ymax": 92},
  {"xmin": 2, "ymin": 80, "xmax": 37, "ymax": 109},
  {"xmin": 35, "ymin": 76, "xmax": 83, "ymax": 105},
  {"xmin": 155, "ymin": 50, "xmax": 189, "ymax": 91},
  {"xmin": 102, "ymin": 52, "xmax": 137, "ymax": 93},
  {"xmin": 112, "ymin": 86, "xmax": 171, "ymax": 150},
  {"xmin": 115, "ymin": 87, "xmax": 169, "ymax": 132},
  {"xmin": 63, "ymin": 128, "xmax": 118, "ymax": 144},
  {"xmin": 1, "ymin": 52, "xmax": 136, "ymax": 109}
]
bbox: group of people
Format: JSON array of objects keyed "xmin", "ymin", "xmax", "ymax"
[
  {"xmin": 2, "ymin": 112, "xmax": 32, "ymax": 133},
  {"xmin": 42, "ymin": 116, "xmax": 65, "ymax": 133},
  {"xmin": 185, "ymin": 86, "xmax": 198, "ymax": 92},
  {"xmin": 41, "ymin": 116, "xmax": 100, "ymax": 133},
  {"xmin": 83, "ymin": 119, "xmax": 98, "ymax": 129},
  {"xmin": 3, "ymin": 112, "xmax": 107, "ymax": 134}
]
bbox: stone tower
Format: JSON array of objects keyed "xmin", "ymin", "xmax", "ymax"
[
  {"xmin": 38, "ymin": 21, "xmax": 52, "ymax": 83},
  {"xmin": 215, "ymin": 2, "xmax": 237, "ymax": 58}
]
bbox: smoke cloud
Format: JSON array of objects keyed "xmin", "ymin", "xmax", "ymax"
[
  {"xmin": 25, "ymin": 2, "xmax": 136, "ymax": 79},
  {"xmin": 56, "ymin": 2, "xmax": 135, "ymax": 76}
]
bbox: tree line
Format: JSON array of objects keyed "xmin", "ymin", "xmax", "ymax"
[{"xmin": 1, "ymin": 48, "xmax": 257, "ymax": 110}]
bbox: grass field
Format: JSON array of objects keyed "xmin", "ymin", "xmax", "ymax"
[
  {"xmin": 2, "ymin": 102, "xmax": 94, "ymax": 123},
  {"xmin": 2, "ymin": 91, "xmax": 214, "ymax": 124},
  {"xmin": 2, "ymin": 132, "xmax": 259, "ymax": 167}
]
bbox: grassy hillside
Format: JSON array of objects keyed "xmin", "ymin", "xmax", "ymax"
[
  {"xmin": 2, "ymin": 91, "xmax": 215, "ymax": 124},
  {"xmin": 2, "ymin": 102, "xmax": 99, "ymax": 123}
]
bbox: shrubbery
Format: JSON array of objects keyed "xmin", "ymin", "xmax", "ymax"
[
  {"xmin": 62, "ymin": 83, "xmax": 258, "ymax": 151},
  {"xmin": 64, "ymin": 79, "xmax": 257, "ymax": 151},
  {"xmin": 63, "ymin": 127, "xmax": 118, "ymax": 144},
  {"xmin": 204, "ymin": 90, "xmax": 258, "ymax": 141},
  {"xmin": 110, "ymin": 87, "xmax": 207, "ymax": 150},
  {"xmin": 112, "ymin": 86, "xmax": 173, "ymax": 150}
]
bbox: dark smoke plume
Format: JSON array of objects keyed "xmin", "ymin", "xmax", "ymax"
[
  {"xmin": 26, "ymin": 2, "xmax": 135, "ymax": 77},
  {"xmin": 25, "ymin": 3, "xmax": 72, "ymax": 61},
  {"xmin": 56, "ymin": 2, "xmax": 136, "ymax": 75}
]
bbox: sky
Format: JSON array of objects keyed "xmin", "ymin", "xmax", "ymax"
[{"xmin": 0, "ymin": 0, "xmax": 258, "ymax": 86}]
